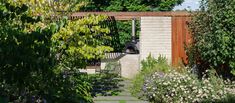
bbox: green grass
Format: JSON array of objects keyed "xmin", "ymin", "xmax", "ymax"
[{"xmin": 119, "ymin": 100, "xmax": 126, "ymax": 103}]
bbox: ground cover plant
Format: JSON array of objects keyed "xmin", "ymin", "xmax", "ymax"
[
  {"xmin": 132, "ymin": 56, "xmax": 235, "ymax": 103},
  {"xmin": 143, "ymin": 69, "xmax": 235, "ymax": 103}
]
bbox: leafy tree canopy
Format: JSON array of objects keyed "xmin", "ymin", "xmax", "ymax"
[
  {"xmin": 81, "ymin": 0, "xmax": 184, "ymax": 11},
  {"xmin": 6, "ymin": 0, "xmax": 88, "ymax": 15}
]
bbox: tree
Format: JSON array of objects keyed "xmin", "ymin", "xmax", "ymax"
[
  {"xmin": 52, "ymin": 15, "xmax": 113, "ymax": 70},
  {"xmin": 81, "ymin": 0, "xmax": 184, "ymax": 11},
  {"xmin": 188, "ymin": 0, "xmax": 235, "ymax": 78},
  {"xmin": 0, "ymin": 0, "xmax": 112, "ymax": 102}
]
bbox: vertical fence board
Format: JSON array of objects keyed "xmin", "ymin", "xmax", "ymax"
[
  {"xmin": 172, "ymin": 17, "xmax": 177, "ymax": 65},
  {"xmin": 172, "ymin": 16, "xmax": 191, "ymax": 66}
]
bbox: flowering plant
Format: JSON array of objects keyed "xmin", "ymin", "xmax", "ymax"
[{"xmin": 142, "ymin": 70, "xmax": 230, "ymax": 103}]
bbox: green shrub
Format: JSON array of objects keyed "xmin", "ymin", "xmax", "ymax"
[
  {"xmin": 131, "ymin": 54, "xmax": 170, "ymax": 98},
  {"xmin": 141, "ymin": 54, "xmax": 169, "ymax": 73},
  {"xmin": 188, "ymin": 0, "xmax": 235, "ymax": 77},
  {"xmin": 0, "ymin": 1, "xmax": 112, "ymax": 103},
  {"xmin": 142, "ymin": 69, "xmax": 234, "ymax": 103}
]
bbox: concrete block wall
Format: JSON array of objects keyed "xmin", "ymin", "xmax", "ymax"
[{"xmin": 140, "ymin": 17, "xmax": 172, "ymax": 63}]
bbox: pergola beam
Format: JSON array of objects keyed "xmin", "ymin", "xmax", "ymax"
[{"xmin": 70, "ymin": 12, "xmax": 191, "ymax": 20}]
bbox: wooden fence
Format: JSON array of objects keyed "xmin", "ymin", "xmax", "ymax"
[{"xmin": 172, "ymin": 16, "xmax": 191, "ymax": 66}]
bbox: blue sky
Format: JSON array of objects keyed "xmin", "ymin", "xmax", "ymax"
[{"xmin": 174, "ymin": 0, "xmax": 200, "ymax": 10}]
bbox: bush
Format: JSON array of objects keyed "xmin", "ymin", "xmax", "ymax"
[
  {"xmin": 0, "ymin": 1, "xmax": 112, "ymax": 103},
  {"xmin": 188, "ymin": 0, "xmax": 235, "ymax": 77},
  {"xmin": 131, "ymin": 55, "xmax": 170, "ymax": 98},
  {"xmin": 142, "ymin": 69, "xmax": 234, "ymax": 103}
]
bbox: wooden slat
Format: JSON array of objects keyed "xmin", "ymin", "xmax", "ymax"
[
  {"xmin": 181, "ymin": 17, "xmax": 187, "ymax": 64},
  {"xmin": 172, "ymin": 16, "xmax": 191, "ymax": 66},
  {"xmin": 172, "ymin": 17, "xmax": 178, "ymax": 65},
  {"xmin": 70, "ymin": 12, "xmax": 191, "ymax": 20},
  {"xmin": 177, "ymin": 17, "xmax": 182, "ymax": 65}
]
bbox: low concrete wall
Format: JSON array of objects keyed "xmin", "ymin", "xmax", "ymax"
[
  {"xmin": 119, "ymin": 54, "xmax": 140, "ymax": 79},
  {"xmin": 101, "ymin": 54, "xmax": 140, "ymax": 79}
]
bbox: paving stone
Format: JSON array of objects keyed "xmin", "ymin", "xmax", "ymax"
[
  {"xmin": 126, "ymin": 101, "xmax": 149, "ymax": 103},
  {"xmin": 93, "ymin": 96, "xmax": 139, "ymax": 101},
  {"xmin": 94, "ymin": 101, "xmax": 148, "ymax": 103},
  {"xmin": 118, "ymin": 91, "xmax": 132, "ymax": 96},
  {"xmin": 94, "ymin": 101, "xmax": 119, "ymax": 103},
  {"xmin": 93, "ymin": 80, "xmax": 148, "ymax": 103}
]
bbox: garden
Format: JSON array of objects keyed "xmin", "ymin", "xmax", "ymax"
[
  {"xmin": 131, "ymin": 0, "xmax": 235, "ymax": 103},
  {"xmin": 1, "ymin": 0, "xmax": 235, "ymax": 103}
]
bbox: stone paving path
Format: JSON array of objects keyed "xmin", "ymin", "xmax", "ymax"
[{"xmin": 93, "ymin": 80, "xmax": 148, "ymax": 103}]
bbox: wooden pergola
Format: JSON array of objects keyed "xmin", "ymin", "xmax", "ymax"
[
  {"xmin": 70, "ymin": 12, "xmax": 191, "ymax": 20},
  {"xmin": 70, "ymin": 11, "xmax": 192, "ymax": 66}
]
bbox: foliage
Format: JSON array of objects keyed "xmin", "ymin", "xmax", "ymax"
[
  {"xmin": 116, "ymin": 20, "xmax": 140, "ymax": 49},
  {"xmin": 0, "ymin": 2, "xmax": 54, "ymax": 102},
  {"xmin": 81, "ymin": 0, "xmax": 184, "ymax": 11},
  {"xmin": 51, "ymin": 15, "xmax": 113, "ymax": 70},
  {"xmin": 50, "ymin": 14, "xmax": 113, "ymax": 103},
  {"xmin": 188, "ymin": 0, "xmax": 235, "ymax": 77},
  {"xmin": 6, "ymin": 0, "xmax": 88, "ymax": 16},
  {"xmin": 103, "ymin": 61, "xmax": 121, "ymax": 74},
  {"xmin": 141, "ymin": 54, "xmax": 169, "ymax": 72},
  {"xmin": 131, "ymin": 55, "xmax": 170, "ymax": 98},
  {"xmin": 133, "ymin": 55, "xmax": 235, "ymax": 103},
  {"xmin": 80, "ymin": 0, "xmax": 184, "ymax": 51},
  {"xmin": 0, "ymin": 1, "xmax": 113, "ymax": 103},
  {"xmin": 142, "ymin": 69, "xmax": 234, "ymax": 103}
]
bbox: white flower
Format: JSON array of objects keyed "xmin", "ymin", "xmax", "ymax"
[
  {"xmin": 198, "ymin": 89, "xmax": 202, "ymax": 94},
  {"xmin": 153, "ymin": 93, "xmax": 156, "ymax": 97}
]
